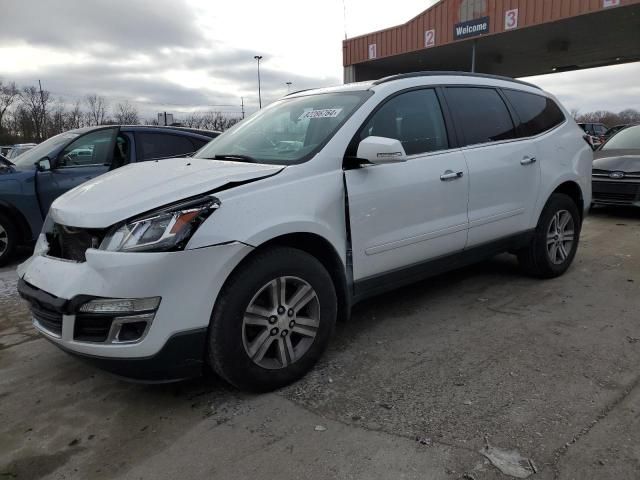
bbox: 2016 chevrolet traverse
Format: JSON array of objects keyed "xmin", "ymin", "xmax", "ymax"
[{"xmin": 18, "ymin": 73, "xmax": 592, "ymax": 391}]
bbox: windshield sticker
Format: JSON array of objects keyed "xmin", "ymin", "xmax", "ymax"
[{"xmin": 299, "ymin": 108, "xmax": 343, "ymax": 120}]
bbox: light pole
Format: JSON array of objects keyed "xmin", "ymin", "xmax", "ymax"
[
  {"xmin": 254, "ymin": 55, "xmax": 263, "ymax": 109},
  {"xmin": 286, "ymin": 81, "xmax": 292, "ymax": 93}
]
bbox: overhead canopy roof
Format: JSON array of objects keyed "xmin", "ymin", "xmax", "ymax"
[{"xmin": 343, "ymin": 0, "xmax": 640, "ymax": 82}]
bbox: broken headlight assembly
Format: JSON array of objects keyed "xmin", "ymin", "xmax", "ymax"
[{"xmin": 100, "ymin": 196, "xmax": 220, "ymax": 253}]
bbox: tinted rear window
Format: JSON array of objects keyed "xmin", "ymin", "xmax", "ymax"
[
  {"xmin": 445, "ymin": 87, "xmax": 517, "ymax": 146},
  {"xmin": 503, "ymin": 90, "xmax": 565, "ymax": 137},
  {"xmin": 135, "ymin": 133, "xmax": 197, "ymax": 160}
]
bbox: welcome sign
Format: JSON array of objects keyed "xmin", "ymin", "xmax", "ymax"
[{"xmin": 454, "ymin": 16, "xmax": 490, "ymax": 40}]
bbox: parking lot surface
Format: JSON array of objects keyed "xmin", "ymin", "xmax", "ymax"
[{"xmin": 1, "ymin": 209, "xmax": 639, "ymax": 480}]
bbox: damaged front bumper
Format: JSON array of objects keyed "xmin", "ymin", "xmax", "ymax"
[{"xmin": 17, "ymin": 238, "xmax": 253, "ymax": 381}]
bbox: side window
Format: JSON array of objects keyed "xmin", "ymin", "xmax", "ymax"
[
  {"xmin": 191, "ymin": 137, "xmax": 210, "ymax": 151},
  {"xmin": 111, "ymin": 134, "xmax": 131, "ymax": 170},
  {"xmin": 503, "ymin": 89, "xmax": 565, "ymax": 137},
  {"xmin": 360, "ymin": 89, "xmax": 449, "ymax": 155},
  {"xmin": 594, "ymin": 125, "xmax": 607, "ymax": 136},
  {"xmin": 445, "ymin": 87, "xmax": 517, "ymax": 146},
  {"xmin": 135, "ymin": 133, "xmax": 197, "ymax": 161},
  {"xmin": 58, "ymin": 129, "xmax": 117, "ymax": 168}
]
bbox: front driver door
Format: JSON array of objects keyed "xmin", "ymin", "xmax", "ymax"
[
  {"xmin": 344, "ymin": 88, "xmax": 469, "ymax": 288},
  {"xmin": 36, "ymin": 127, "xmax": 118, "ymax": 218}
]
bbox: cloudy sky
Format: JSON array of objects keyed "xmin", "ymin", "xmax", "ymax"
[{"xmin": 1, "ymin": 0, "xmax": 638, "ymax": 120}]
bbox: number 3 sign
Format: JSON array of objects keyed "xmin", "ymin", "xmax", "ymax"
[{"xmin": 505, "ymin": 9, "xmax": 518, "ymax": 30}]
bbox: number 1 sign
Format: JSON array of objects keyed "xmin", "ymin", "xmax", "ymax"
[
  {"xmin": 505, "ymin": 9, "xmax": 518, "ymax": 30},
  {"xmin": 368, "ymin": 44, "xmax": 377, "ymax": 60}
]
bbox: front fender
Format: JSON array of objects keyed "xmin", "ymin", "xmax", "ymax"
[{"xmin": 186, "ymin": 168, "xmax": 347, "ymax": 262}]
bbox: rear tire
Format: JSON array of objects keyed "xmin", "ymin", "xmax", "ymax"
[
  {"xmin": 208, "ymin": 247, "xmax": 337, "ymax": 392},
  {"xmin": 518, "ymin": 193, "xmax": 581, "ymax": 278},
  {"xmin": 0, "ymin": 213, "xmax": 17, "ymax": 267}
]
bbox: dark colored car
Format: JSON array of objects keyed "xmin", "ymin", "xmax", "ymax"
[
  {"xmin": 5, "ymin": 143, "xmax": 37, "ymax": 160},
  {"xmin": 579, "ymin": 122, "xmax": 607, "ymax": 149},
  {"xmin": 592, "ymin": 124, "xmax": 640, "ymax": 207},
  {"xmin": 0, "ymin": 125, "xmax": 219, "ymax": 265}
]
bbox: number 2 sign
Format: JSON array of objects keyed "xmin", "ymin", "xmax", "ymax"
[
  {"xmin": 425, "ymin": 29, "xmax": 436, "ymax": 48},
  {"xmin": 505, "ymin": 9, "xmax": 518, "ymax": 30}
]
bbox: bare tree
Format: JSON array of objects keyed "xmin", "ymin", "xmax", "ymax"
[
  {"xmin": 575, "ymin": 109, "xmax": 640, "ymax": 127},
  {"xmin": 182, "ymin": 112, "xmax": 205, "ymax": 129},
  {"xmin": 114, "ymin": 101, "xmax": 139, "ymax": 125},
  {"xmin": 618, "ymin": 108, "xmax": 640, "ymax": 125},
  {"xmin": 569, "ymin": 108, "xmax": 580, "ymax": 120},
  {"xmin": 85, "ymin": 94, "xmax": 108, "ymax": 126},
  {"xmin": 20, "ymin": 85, "xmax": 51, "ymax": 141},
  {"xmin": 0, "ymin": 80, "xmax": 19, "ymax": 133},
  {"xmin": 48, "ymin": 98, "xmax": 67, "ymax": 136},
  {"xmin": 67, "ymin": 100, "xmax": 84, "ymax": 129}
]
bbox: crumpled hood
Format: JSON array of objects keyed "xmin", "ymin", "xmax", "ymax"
[
  {"xmin": 50, "ymin": 158, "xmax": 284, "ymax": 228},
  {"xmin": 593, "ymin": 150, "xmax": 640, "ymax": 173}
]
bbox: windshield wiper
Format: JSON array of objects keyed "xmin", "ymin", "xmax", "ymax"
[{"xmin": 211, "ymin": 154, "xmax": 257, "ymax": 163}]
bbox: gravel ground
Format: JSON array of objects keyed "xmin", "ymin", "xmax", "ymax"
[{"xmin": 0, "ymin": 208, "xmax": 639, "ymax": 480}]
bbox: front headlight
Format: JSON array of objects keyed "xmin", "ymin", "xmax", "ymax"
[{"xmin": 100, "ymin": 196, "xmax": 220, "ymax": 252}]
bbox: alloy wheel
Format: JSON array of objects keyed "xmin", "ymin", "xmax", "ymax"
[
  {"xmin": 546, "ymin": 209, "xmax": 575, "ymax": 265},
  {"xmin": 0, "ymin": 223, "xmax": 8, "ymax": 256},
  {"xmin": 242, "ymin": 276, "xmax": 320, "ymax": 370}
]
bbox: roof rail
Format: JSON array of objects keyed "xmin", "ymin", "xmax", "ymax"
[
  {"xmin": 284, "ymin": 88, "xmax": 316, "ymax": 97},
  {"xmin": 372, "ymin": 71, "xmax": 541, "ymax": 90}
]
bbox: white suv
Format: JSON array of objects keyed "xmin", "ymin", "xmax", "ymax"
[{"xmin": 18, "ymin": 73, "xmax": 592, "ymax": 391}]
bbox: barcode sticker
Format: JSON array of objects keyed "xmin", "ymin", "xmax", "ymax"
[{"xmin": 299, "ymin": 108, "xmax": 343, "ymax": 120}]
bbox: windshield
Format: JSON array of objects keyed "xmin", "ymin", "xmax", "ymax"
[
  {"xmin": 12, "ymin": 131, "xmax": 81, "ymax": 169},
  {"xmin": 194, "ymin": 91, "xmax": 371, "ymax": 165},
  {"xmin": 601, "ymin": 125, "xmax": 640, "ymax": 151}
]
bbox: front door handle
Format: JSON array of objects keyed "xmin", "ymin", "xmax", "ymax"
[
  {"xmin": 521, "ymin": 156, "xmax": 537, "ymax": 165},
  {"xmin": 440, "ymin": 170, "xmax": 464, "ymax": 181}
]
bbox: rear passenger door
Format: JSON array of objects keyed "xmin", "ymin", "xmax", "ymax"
[
  {"xmin": 345, "ymin": 88, "xmax": 469, "ymax": 283},
  {"xmin": 134, "ymin": 132, "xmax": 200, "ymax": 161},
  {"xmin": 444, "ymin": 87, "xmax": 540, "ymax": 247}
]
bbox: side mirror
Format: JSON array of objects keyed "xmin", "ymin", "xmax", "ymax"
[
  {"xmin": 356, "ymin": 136, "xmax": 407, "ymax": 165},
  {"xmin": 35, "ymin": 157, "xmax": 51, "ymax": 172}
]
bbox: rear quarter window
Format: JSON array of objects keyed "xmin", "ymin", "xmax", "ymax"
[
  {"xmin": 502, "ymin": 89, "xmax": 565, "ymax": 137},
  {"xmin": 445, "ymin": 87, "xmax": 517, "ymax": 147},
  {"xmin": 135, "ymin": 133, "xmax": 197, "ymax": 161}
]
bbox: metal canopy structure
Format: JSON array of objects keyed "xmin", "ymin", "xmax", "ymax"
[{"xmin": 343, "ymin": 0, "xmax": 640, "ymax": 82}]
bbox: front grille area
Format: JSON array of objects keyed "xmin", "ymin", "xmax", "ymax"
[
  {"xmin": 592, "ymin": 181, "xmax": 640, "ymax": 205},
  {"xmin": 32, "ymin": 304, "xmax": 63, "ymax": 336},
  {"xmin": 46, "ymin": 224, "xmax": 107, "ymax": 262},
  {"xmin": 74, "ymin": 315, "xmax": 114, "ymax": 343}
]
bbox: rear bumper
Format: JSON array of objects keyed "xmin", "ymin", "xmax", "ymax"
[{"xmin": 592, "ymin": 179, "xmax": 640, "ymax": 207}]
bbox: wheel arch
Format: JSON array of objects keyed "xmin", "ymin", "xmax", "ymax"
[
  {"xmin": 551, "ymin": 181, "xmax": 584, "ymax": 222},
  {"xmin": 224, "ymin": 232, "xmax": 351, "ymax": 323},
  {"xmin": 0, "ymin": 201, "xmax": 33, "ymax": 245}
]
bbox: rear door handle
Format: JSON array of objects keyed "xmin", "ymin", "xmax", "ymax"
[
  {"xmin": 521, "ymin": 156, "xmax": 537, "ymax": 165},
  {"xmin": 440, "ymin": 170, "xmax": 464, "ymax": 181}
]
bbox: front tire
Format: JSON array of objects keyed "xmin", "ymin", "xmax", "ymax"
[
  {"xmin": 0, "ymin": 213, "xmax": 17, "ymax": 267},
  {"xmin": 518, "ymin": 193, "xmax": 581, "ymax": 278},
  {"xmin": 208, "ymin": 247, "xmax": 337, "ymax": 392}
]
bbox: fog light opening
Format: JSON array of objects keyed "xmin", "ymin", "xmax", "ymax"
[
  {"xmin": 118, "ymin": 321, "xmax": 149, "ymax": 343},
  {"xmin": 106, "ymin": 313, "xmax": 156, "ymax": 344}
]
